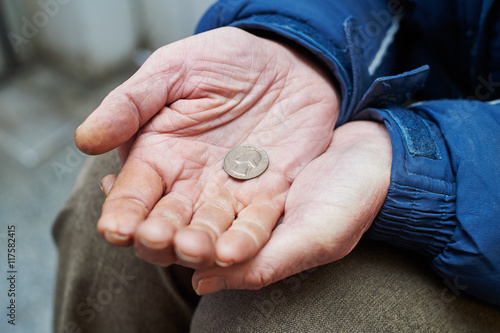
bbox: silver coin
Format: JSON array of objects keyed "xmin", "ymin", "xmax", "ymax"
[{"xmin": 223, "ymin": 145, "xmax": 269, "ymax": 180}]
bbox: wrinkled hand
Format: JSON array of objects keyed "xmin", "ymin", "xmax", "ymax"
[
  {"xmin": 192, "ymin": 121, "xmax": 392, "ymax": 294},
  {"xmin": 75, "ymin": 27, "xmax": 339, "ymax": 268}
]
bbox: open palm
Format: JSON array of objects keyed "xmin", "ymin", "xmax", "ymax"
[{"xmin": 75, "ymin": 27, "xmax": 339, "ymax": 268}]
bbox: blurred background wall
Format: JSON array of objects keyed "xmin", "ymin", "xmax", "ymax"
[
  {"xmin": 0, "ymin": 1, "xmax": 214, "ymax": 332},
  {"xmin": 0, "ymin": 0, "xmax": 214, "ymax": 80}
]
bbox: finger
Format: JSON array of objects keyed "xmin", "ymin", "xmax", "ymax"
[
  {"xmin": 174, "ymin": 228, "xmax": 217, "ymax": 269},
  {"xmin": 100, "ymin": 174, "xmax": 117, "ymax": 196},
  {"xmin": 174, "ymin": 193, "xmax": 236, "ymax": 268},
  {"xmin": 215, "ymin": 201, "xmax": 282, "ymax": 266},
  {"xmin": 97, "ymin": 158, "xmax": 164, "ymax": 246},
  {"xmin": 134, "ymin": 195, "xmax": 193, "ymax": 266}
]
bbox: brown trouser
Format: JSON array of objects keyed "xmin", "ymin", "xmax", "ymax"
[{"xmin": 52, "ymin": 152, "xmax": 500, "ymax": 332}]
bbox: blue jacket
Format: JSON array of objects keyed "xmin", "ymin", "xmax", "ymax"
[{"xmin": 196, "ymin": 0, "xmax": 500, "ymax": 306}]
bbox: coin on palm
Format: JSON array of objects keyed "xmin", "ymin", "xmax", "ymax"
[{"xmin": 223, "ymin": 145, "xmax": 269, "ymax": 180}]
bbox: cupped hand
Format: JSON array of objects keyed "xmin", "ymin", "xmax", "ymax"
[
  {"xmin": 75, "ymin": 27, "xmax": 340, "ymax": 268},
  {"xmin": 192, "ymin": 120, "xmax": 392, "ymax": 294}
]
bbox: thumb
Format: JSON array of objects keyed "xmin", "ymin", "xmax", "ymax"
[{"xmin": 74, "ymin": 52, "xmax": 185, "ymax": 155}]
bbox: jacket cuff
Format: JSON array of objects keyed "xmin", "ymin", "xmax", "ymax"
[
  {"xmin": 360, "ymin": 106, "xmax": 458, "ymax": 258},
  {"xmin": 367, "ymin": 182, "xmax": 457, "ymax": 257}
]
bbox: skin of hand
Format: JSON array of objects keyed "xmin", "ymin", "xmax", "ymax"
[
  {"xmin": 75, "ymin": 27, "xmax": 340, "ymax": 269},
  {"xmin": 191, "ymin": 120, "xmax": 392, "ymax": 295}
]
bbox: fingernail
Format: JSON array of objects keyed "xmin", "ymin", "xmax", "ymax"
[
  {"xmin": 99, "ymin": 180, "xmax": 104, "ymax": 193},
  {"xmin": 174, "ymin": 247, "xmax": 203, "ymax": 264},
  {"xmin": 215, "ymin": 259, "xmax": 233, "ymax": 267},
  {"xmin": 139, "ymin": 237, "xmax": 168, "ymax": 250},
  {"xmin": 105, "ymin": 230, "xmax": 130, "ymax": 243},
  {"xmin": 195, "ymin": 276, "xmax": 227, "ymax": 295}
]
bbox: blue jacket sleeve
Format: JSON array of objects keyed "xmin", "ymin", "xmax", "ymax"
[
  {"xmin": 195, "ymin": 0, "xmax": 413, "ymax": 126},
  {"xmin": 359, "ymin": 100, "xmax": 500, "ymax": 306}
]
